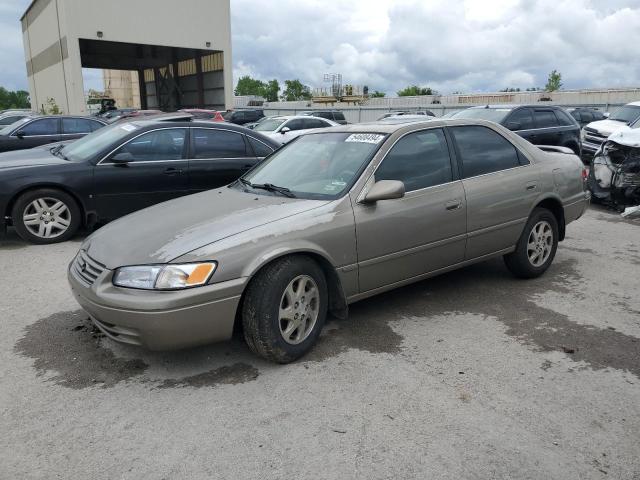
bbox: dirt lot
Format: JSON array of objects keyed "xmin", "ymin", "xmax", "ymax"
[{"xmin": 1, "ymin": 206, "xmax": 639, "ymax": 479}]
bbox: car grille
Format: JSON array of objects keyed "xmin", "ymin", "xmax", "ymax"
[
  {"xmin": 71, "ymin": 250, "xmax": 106, "ymax": 286},
  {"xmin": 583, "ymin": 127, "xmax": 608, "ymax": 147}
]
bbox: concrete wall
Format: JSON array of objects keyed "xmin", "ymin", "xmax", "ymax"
[
  {"xmin": 103, "ymin": 70, "xmax": 141, "ymax": 109},
  {"xmin": 22, "ymin": 0, "xmax": 232, "ymax": 114}
]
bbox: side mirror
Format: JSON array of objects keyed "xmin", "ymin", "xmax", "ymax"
[
  {"xmin": 506, "ymin": 121, "xmax": 521, "ymax": 131},
  {"xmin": 363, "ymin": 180, "xmax": 405, "ymax": 203},
  {"xmin": 280, "ymin": 127, "xmax": 291, "ymax": 134},
  {"xmin": 111, "ymin": 152, "xmax": 133, "ymax": 164},
  {"xmin": 16, "ymin": 130, "xmax": 25, "ymax": 139}
]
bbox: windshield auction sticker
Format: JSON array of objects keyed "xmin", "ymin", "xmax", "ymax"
[{"xmin": 345, "ymin": 133, "xmax": 385, "ymax": 144}]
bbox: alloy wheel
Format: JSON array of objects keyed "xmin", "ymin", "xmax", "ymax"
[
  {"xmin": 278, "ymin": 275, "xmax": 320, "ymax": 345},
  {"xmin": 527, "ymin": 220, "xmax": 553, "ymax": 267},
  {"xmin": 22, "ymin": 197, "xmax": 71, "ymax": 239}
]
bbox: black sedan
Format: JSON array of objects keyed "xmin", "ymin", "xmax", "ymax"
[
  {"xmin": 0, "ymin": 115, "xmax": 107, "ymax": 153},
  {"xmin": 0, "ymin": 118, "xmax": 280, "ymax": 244}
]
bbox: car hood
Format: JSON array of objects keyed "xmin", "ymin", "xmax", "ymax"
[
  {"xmin": 0, "ymin": 147, "xmax": 67, "ymax": 170},
  {"xmin": 585, "ymin": 119, "xmax": 631, "ymax": 136},
  {"xmin": 85, "ymin": 187, "xmax": 329, "ymax": 269}
]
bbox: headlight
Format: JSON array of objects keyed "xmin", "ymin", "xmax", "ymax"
[
  {"xmin": 112, "ymin": 262, "xmax": 217, "ymax": 290},
  {"xmin": 580, "ymin": 128, "xmax": 586, "ymax": 142}
]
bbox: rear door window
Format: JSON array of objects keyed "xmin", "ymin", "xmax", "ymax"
[
  {"xmin": 375, "ymin": 128, "xmax": 453, "ymax": 192},
  {"xmin": 333, "ymin": 112, "xmax": 346, "ymax": 121},
  {"xmin": 450, "ymin": 125, "xmax": 521, "ymax": 178},
  {"xmin": 534, "ymin": 110, "xmax": 559, "ymax": 128},
  {"xmin": 191, "ymin": 128, "xmax": 248, "ymax": 158},
  {"xmin": 62, "ymin": 118, "xmax": 98, "ymax": 134}
]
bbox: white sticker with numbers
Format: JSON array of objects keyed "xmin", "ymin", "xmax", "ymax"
[{"xmin": 345, "ymin": 133, "xmax": 385, "ymax": 144}]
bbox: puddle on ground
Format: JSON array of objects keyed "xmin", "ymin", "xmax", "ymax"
[
  {"xmin": 156, "ymin": 363, "xmax": 259, "ymax": 389},
  {"xmin": 330, "ymin": 257, "xmax": 640, "ymax": 377},
  {"xmin": 14, "ymin": 311, "xmax": 148, "ymax": 389},
  {"xmin": 15, "ymin": 253, "xmax": 640, "ymax": 386}
]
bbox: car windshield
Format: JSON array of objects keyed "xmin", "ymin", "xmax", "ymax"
[
  {"xmin": 254, "ymin": 118, "xmax": 286, "ymax": 132},
  {"xmin": 609, "ymin": 105, "xmax": 640, "ymax": 124},
  {"xmin": 451, "ymin": 107, "xmax": 513, "ymax": 123},
  {"xmin": 0, "ymin": 117, "xmax": 31, "ymax": 135},
  {"xmin": 239, "ymin": 132, "xmax": 387, "ymax": 199},
  {"xmin": 60, "ymin": 122, "xmax": 140, "ymax": 162}
]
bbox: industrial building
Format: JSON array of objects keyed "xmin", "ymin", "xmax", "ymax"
[{"xmin": 21, "ymin": 0, "xmax": 232, "ymax": 114}]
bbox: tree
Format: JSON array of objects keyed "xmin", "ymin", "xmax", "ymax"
[
  {"xmin": 234, "ymin": 75, "xmax": 265, "ymax": 97},
  {"xmin": 0, "ymin": 87, "xmax": 31, "ymax": 109},
  {"xmin": 397, "ymin": 85, "xmax": 434, "ymax": 96},
  {"xmin": 370, "ymin": 90, "xmax": 386, "ymax": 98},
  {"xmin": 262, "ymin": 79, "xmax": 280, "ymax": 102},
  {"xmin": 281, "ymin": 79, "xmax": 312, "ymax": 101},
  {"xmin": 545, "ymin": 70, "xmax": 563, "ymax": 92},
  {"xmin": 500, "ymin": 87, "xmax": 521, "ymax": 92}
]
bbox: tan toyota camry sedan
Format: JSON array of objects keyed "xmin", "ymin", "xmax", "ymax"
[{"xmin": 68, "ymin": 118, "xmax": 588, "ymax": 363}]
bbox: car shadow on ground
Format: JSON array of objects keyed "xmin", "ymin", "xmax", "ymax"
[{"xmin": 0, "ymin": 228, "xmax": 88, "ymax": 250}]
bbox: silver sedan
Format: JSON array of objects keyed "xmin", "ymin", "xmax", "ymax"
[{"xmin": 68, "ymin": 119, "xmax": 589, "ymax": 363}]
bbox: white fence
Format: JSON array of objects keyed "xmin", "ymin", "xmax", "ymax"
[{"xmin": 235, "ymin": 87, "xmax": 640, "ymax": 123}]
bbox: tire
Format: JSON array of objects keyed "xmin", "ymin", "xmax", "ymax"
[
  {"xmin": 504, "ymin": 207, "xmax": 559, "ymax": 279},
  {"xmin": 242, "ymin": 256, "xmax": 328, "ymax": 363},
  {"xmin": 11, "ymin": 188, "xmax": 81, "ymax": 244}
]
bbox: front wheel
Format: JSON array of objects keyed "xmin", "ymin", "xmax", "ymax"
[
  {"xmin": 242, "ymin": 256, "xmax": 328, "ymax": 363},
  {"xmin": 11, "ymin": 188, "xmax": 81, "ymax": 244},
  {"xmin": 504, "ymin": 208, "xmax": 559, "ymax": 279}
]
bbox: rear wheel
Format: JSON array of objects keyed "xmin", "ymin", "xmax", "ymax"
[
  {"xmin": 504, "ymin": 208, "xmax": 559, "ymax": 278},
  {"xmin": 11, "ymin": 188, "xmax": 81, "ymax": 244},
  {"xmin": 242, "ymin": 256, "xmax": 328, "ymax": 363}
]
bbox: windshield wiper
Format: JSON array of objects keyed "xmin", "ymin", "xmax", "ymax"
[
  {"xmin": 50, "ymin": 144, "xmax": 69, "ymax": 161},
  {"xmin": 238, "ymin": 178, "xmax": 296, "ymax": 198}
]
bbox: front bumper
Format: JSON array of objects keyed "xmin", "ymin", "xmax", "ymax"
[{"xmin": 68, "ymin": 258, "xmax": 246, "ymax": 351}]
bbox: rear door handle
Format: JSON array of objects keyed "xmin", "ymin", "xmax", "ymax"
[
  {"xmin": 164, "ymin": 167, "xmax": 183, "ymax": 175},
  {"xmin": 445, "ymin": 199, "xmax": 463, "ymax": 211},
  {"xmin": 526, "ymin": 182, "xmax": 537, "ymax": 191}
]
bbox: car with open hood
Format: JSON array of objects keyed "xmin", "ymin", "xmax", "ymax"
[{"xmin": 68, "ymin": 118, "xmax": 588, "ymax": 363}]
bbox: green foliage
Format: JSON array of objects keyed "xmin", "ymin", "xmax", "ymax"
[
  {"xmin": 234, "ymin": 75, "xmax": 280, "ymax": 102},
  {"xmin": 397, "ymin": 85, "xmax": 434, "ymax": 96},
  {"xmin": 41, "ymin": 97, "xmax": 62, "ymax": 115},
  {"xmin": 0, "ymin": 87, "xmax": 31, "ymax": 110},
  {"xmin": 500, "ymin": 87, "xmax": 521, "ymax": 92},
  {"xmin": 281, "ymin": 79, "xmax": 312, "ymax": 101},
  {"xmin": 370, "ymin": 90, "xmax": 386, "ymax": 98},
  {"xmin": 262, "ymin": 79, "xmax": 280, "ymax": 102},
  {"xmin": 545, "ymin": 70, "xmax": 563, "ymax": 92}
]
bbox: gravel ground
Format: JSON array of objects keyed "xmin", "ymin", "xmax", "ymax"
[{"xmin": 1, "ymin": 206, "xmax": 639, "ymax": 479}]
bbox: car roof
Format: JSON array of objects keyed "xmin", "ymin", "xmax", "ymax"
[
  {"xmin": 301, "ymin": 118, "xmax": 505, "ymax": 134},
  {"xmin": 627, "ymin": 101, "xmax": 640, "ymax": 107}
]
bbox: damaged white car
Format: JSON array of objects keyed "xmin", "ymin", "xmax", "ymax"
[{"xmin": 588, "ymin": 129, "xmax": 640, "ymax": 214}]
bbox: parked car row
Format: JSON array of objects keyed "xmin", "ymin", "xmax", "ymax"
[{"xmin": 0, "ymin": 118, "xmax": 280, "ymax": 243}]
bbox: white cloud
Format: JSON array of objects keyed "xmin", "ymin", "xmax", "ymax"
[{"xmin": 0, "ymin": 0, "xmax": 639, "ymax": 96}]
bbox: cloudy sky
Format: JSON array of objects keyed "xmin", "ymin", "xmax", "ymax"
[{"xmin": 1, "ymin": 0, "xmax": 639, "ymax": 95}]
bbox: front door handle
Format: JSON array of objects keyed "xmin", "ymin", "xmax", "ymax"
[
  {"xmin": 526, "ymin": 182, "xmax": 537, "ymax": 191},
  {"xmin": 445, "ymin": 199, "xmax": 462, "ymax": 211},
  {"xmin": 164, "ymin": 167, "xmax": 183, "ymax": 175}
]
